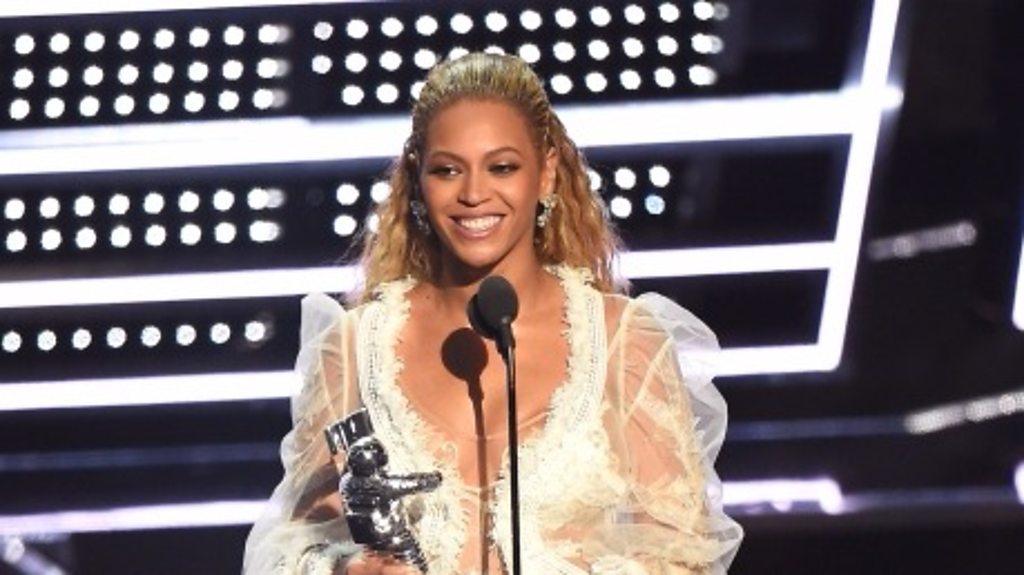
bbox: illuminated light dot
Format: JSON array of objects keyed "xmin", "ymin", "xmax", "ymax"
[
  {"xmin": 153, "ymin": 62, "xmax": 174, "ymax": 84},
  {"xmin": 694, "ymin": 1, "xmax": 715, "ymax": 20},
  {"xmin": 659, "ymin": 2, "xmax": 681, "ymax": 22},
  {"xmin": 114, "ymin": 94, "xmax": 135, "ymax": 116},
  {"xmin": 414, "ymin": 49, "xmax": 437, "ymax": 70},
  {"xmin": 2, "ymin": 331, "xmax": 21, "ymax": 353},
  {"xmin": 410, "ymin": 80, "xmax": 424, "ymax": 99},
  {"xmin": 610, "ymin": 196, "xmax": 632, "ymax": 218},
  {"xmin": 624, "ymin": 4, "xmax": 646, "ymax": 24},
  {"xmin": 370, "ymin": 182, "xmax": 391, "ymax": 203},
  {"xmin": 483, "ymin": 45, "xmax": 504, "ymax": 56},
  {"xmin": 50, "ymin": 32, "xmax": 71, "ymax": 54},
  {"xmin": 190, "ymin": 26, "xmax": 211, "ymax": 47},
  {"xmin": 645, "ymin": 194, "xmax": 666, "ymax": 215},
  {"xmin": 553, "ymin": 41, "xmax": 575, "ymax": 62},
  {"xmin": 381, "ymin": 17, "xmax": 404, "ymax": 38},
  {"xmin": 654, "ymin": 67, "xmax": 676, "ymax": 88},
  {"xmin": 176, "ymin": 324, "xmax": 197, "ymax": 346},
  {"xmin": 6, "ymin": 230, "xmax": 27, "ymax": 252},
  {"xmin": 247, "ymin": 188, "xmax": 270, "ymax": 210},
  {"xmin": 119, "ymin": 30, "xmax": 141, "ymax": 51},
  {"xmin": 416, "ymin": 15, "xmax": 438, "ymax": 36},
  {"xmin": 74, "ymin": 195, "xmax": 95, "ymax": 217},
  {"xmin": 311, "ymin": 54, "xmax": 332, "ymax": 74},
  {"xmin": 689, "ymin": 65, "xmax": 718, "ymax": 86},
  {"xmin": 313, "ymin": 21, "xmax": 334, "ymax": 41},
  {"xmin": 245, "ymin": 321, "xmax": 267, "ymax": 342},
  {"xmin": 188, "ymin": 61, "xmax": 210, "ymax": 82},
  {"xmin": 587, "ymin": 169, "xmax": 603, "ymax": 191},
  {"xmin": 257, "ymin": 58, "xmax": 285, "ymax": 79},
  {"xmin": 5, "ymin": 199, "xmax": 25, "ymax": 220},
  {"xmin": 258, "ymin": 24, "xmax": 288, "ymax": 44},
  {"xmin": 623, "ymin": 37, "xmax": 644, "ymax": 58},
  {"xmin": 588, "ymin": 39, "xmax": 610, "ymax": 60},
  {"xmin": 376, "ymin": 83, "xmax": 399, "ymax": 104},
  {"xmin": 658, "ymin": 36, "xmax": 679, "ymax": 56},
  {"xmin": 366, "ymin": 213, "xmax": 380, "ymax": 233},
  {"xmin": 449, "ymin": 46, "xmax": 469, "ymax": 60},
  {"xmin": 13, "ymin": 68, "xmax": 34, "ymax": 89},
  {"xmin": 485, "ymin": 12, "xmax": 508, "ymax": 32},
  {"xmin": 154, "ymin": 28, "xmax": 175, "ymax": 49},
  {"xmin": 223, "ymin": 60, "xmax": 244, "ymax": 81},
  {"xmin": 252, "ymin": 88, "xmax": 279, "ymax": 110},
  {"xmin": 109, "ymin": 194, "xmax": 130, "ymax": 215},
  {"xmin": 145, "ymin": 224, "xmax": 166, "ymax": 246},
  {"xmin": 218, "ymin": 90, "xmax": 240, "ymax": 111},
  {"xmin": 584, "ymin": 72, "xmax": 607, "ymax": 92},
  {"xmin": 41, "ymin": 228, "xmax": 62, "ymax": 251},
  {"xmin": 106, "ymin": 327, "xmax": 127, "ymax": 349},
  {"xmin": 345, "ymin": 52, "xmax": 368, "ymax": 73},
  {"xmin": 450, "ymin": 13, "xmax": 473, "ymax": 34},
  {"xmin": 72, "ymin": 328, "xmax": 92, "ymax": 350},
  {"xmin": 520, "ymin": 10, "xmax": 543, "ymax": 31},
  {"xmin": 346, "ymin": 19, "xmax": 368, "ymax": 39},
  {"xmin": 118, "ymin": 64, "xmax": 140, "ymax": 85},
  {"xmin": 14, "ymin": 34, "xmax": 35, "ymax": 55},
  {"xmin": 215, "ymin": 222, "xmax": 237, "ymax": 244},
  {"xmin": 184, "ymin": 91, "xmax": 205, "ymax": 113},
  {"xmin": 518, "ymin": 43, "xmax": 541, "ymax": 64},
  {"xmin": 39, "ymin": 197, "xmax": 60, "ymax": 219},
  {"xmin": 8, "ymin": 99, "xmax": 29, "ymax": 121},
  {"xmin": 380, "ymin": 50, "xmax": 402, "ymax": 71},
  {"xmin": 615, "ymin": 168, "xmax": 637, "ymax": 189},
  {"xmin": 143, "ymin": 192, "xmax": 164, "ymax": 214},
  {"xmin": 223, "ymin": 25, "xmax": 245, "ymax": 46},
  {"xmin": 692, "ymin": 33, "xmax": 724, "ymax": 54},
  {"xmin": 334, "ymin": 214, "xmax": 358, "ymax": 237},
  {"xmin": 336, "ymin": 183, "xmax": 360, "ymax": 205},
  {"xmin": 45, "ymin": 97, "xmax": 66, "ymax": 118},
  {"xmin": 79, "ymin": 96, "xmax": 100, "ymax": 118},
  {"xmin": 178, "ymin": 190, "xmax": 200, "ymax": 213},
  {"xmin": 249, "ymin": 220, "xmax": 281, "ymax": 242},
  {"xmin": 150, "ymin": 93, "xmax": 170, "ymax": 114},
  {"xmin": 84, "ymin": 31, "xmax": 105, "ymax": 52},
  {"xmin": 49, "ymin": 67, "xmax": 69, "ymax": 88},
  {"xmin": 110, "ymin": 225, "xmax": 132, "ymax": 248},
  {"xmin": 713, "ymin": 3, "xmax": 730, "ymax": 19},
  {"xmin": 180, "ymin": 223, "xmax": 202, "ymax": 245},
  {"xmin": 213, "ymin": 189, "xmax": 235, "ymax": 211},
  {"xmin": 590, "ymin": 7, "xmax": 612, "ymax": 27},
  {"xmin": 620, "ymin": 69, "xmax": 642, "ymax": 90},
  {"xmin": 38, "ymin": 330, "xmax": 57, "ymax": 352},
  {"xmin": 141, "ymin": 325, "xmax": 161, "ymax": 348},
  {"xmin": 649, "ymin": 165, "xmax": 671, "ymax": 187},
  {"xmin": 210, "ymin": 323, "xmax": 231, "ymax": 344},
  {"xmin": 76, "ymin": 227, "xmax": 97, "ymax": 249},
  {"xmin": 341, "ymin": 85, "xmax": 364, "ymax": 106},
  {"xmin": 555, "ymin": 8, "xmax": 578, "ymax": 28},
  {"xmin": 550, "ymin": 74, "xmax": 573, "ymax": 95}
]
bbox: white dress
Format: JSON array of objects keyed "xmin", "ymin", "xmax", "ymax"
[{"xmin": 243, "ymin": 266, "xmax": 743, "ymax": 574}]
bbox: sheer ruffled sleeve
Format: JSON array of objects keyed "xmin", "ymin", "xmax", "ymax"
[
  {"xmin": 243, "ymin": 293, "xmax": 364, "ymax": 575},
  {"xmin": 594, "ymin": 293, "xmax": 743, "ymax": 574}
]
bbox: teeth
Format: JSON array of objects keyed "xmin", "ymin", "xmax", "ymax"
[{"xmin": 457, "ymin": 216, "xmax": 500, "ymax": 231}]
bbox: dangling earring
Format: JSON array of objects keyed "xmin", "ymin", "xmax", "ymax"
[
  {"xmin": 536, "ymin": 194, "xmax": 557, "ymax": 229},
  {"xmin": 410, "ymin": 199, "xmax": 431, "ymax": 236}
]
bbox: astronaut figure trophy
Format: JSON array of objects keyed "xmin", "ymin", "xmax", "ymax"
[{"xmin": 325, "ymin": 408, "xmax": 442, "ymax": 573}]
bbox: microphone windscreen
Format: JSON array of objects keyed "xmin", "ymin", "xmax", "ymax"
[{"xmin": 470, "ymin": 275, "xmax": 519, "ymax": 337}]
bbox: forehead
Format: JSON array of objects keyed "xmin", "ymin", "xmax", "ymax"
[{"xmin": 423, "ymin": 98, "xmax": 535, "ymax": 152}]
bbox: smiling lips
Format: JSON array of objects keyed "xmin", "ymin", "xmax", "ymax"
[{"xmin": 453, "ymin": 215, "xmax": 503, "ymax": 235}]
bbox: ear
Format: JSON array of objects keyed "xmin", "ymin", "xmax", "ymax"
[{"xmin": 541, "ymin": 146, "xmax": 558, "ymax": 197}]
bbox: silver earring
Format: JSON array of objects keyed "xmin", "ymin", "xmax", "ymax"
[
  {"xmin": 536, "ymin": 194, "xmax": 557, "ymax": 229},
  {"xmin": 410, "ymin": 199, "xmax": 431, "ymax": 235}
]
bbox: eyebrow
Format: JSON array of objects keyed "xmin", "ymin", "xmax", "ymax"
[{"xmin": 427, "ymin": 146, "xmax": 523, "ymax": 163}]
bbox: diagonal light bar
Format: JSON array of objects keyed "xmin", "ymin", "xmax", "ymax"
[
  {"xmin": 0, "ymin": 0, "xmax": 367, "ymax": 18},
  {"xmin": 0, "ymin": 93, "xmax": 858, "ymax": 176},
  {"xmin": 723, "ymin": 478, "xmax": 845, "ymax": 515},
  {"xmin": 1013, "ymin": 233, "xmax": 1024, "ymax": 330}
]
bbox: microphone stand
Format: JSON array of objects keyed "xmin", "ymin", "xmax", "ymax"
[{"xmin": 499, "ymin": 319, "xmax": 521, "ymax": 575}]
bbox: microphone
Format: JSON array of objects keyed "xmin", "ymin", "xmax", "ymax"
[{"xmin": 467, "ymin": 275, "xmax": 522, "ymax": 575}]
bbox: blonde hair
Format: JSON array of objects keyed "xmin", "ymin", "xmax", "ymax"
[{"xmin": 354, "ymin": 52, "xmax": 623, "ymax": 302}]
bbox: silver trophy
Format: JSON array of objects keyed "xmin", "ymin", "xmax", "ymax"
[{"xmin": 325, "ymin": 408, "xmax": 442, "ymax": 573}]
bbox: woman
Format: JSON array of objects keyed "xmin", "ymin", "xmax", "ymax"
[{"xmin": 243, "ymin": 52, "xmax": 743, "ymax": 574}]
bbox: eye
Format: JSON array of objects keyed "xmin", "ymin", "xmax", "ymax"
[
  {"xmin": 491, "ymin": 162, "xmax": 520, "ymax": 175},
  {"xmin": 428, "ymin": 165, "xmax": 459, "ymax": 177}
]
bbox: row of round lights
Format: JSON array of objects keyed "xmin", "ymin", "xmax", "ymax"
[
  {"xmin": 7, "ymin": 88, "xmax": 287, "ymax": 121},
  {"xmin": 4, "ymin": 221, "xmax": 281, "ymax": 252},
  {"xmin": 11, "ymin": 58, "xmax": 288, "ymax": 90},
  {"xmin": 1, "ymin": 320, "xmax": 270, "ymax": 353},
  {"xmin": 10, "ymin": 24, "xmax": 290, "ymax": 57},
  {"xmin": 2, "ymin": 188, "xmax": 284, "ymax": 222},
  {"xmin": 588, "ymin": 165, "xmax": 674, "ymax": 219}
]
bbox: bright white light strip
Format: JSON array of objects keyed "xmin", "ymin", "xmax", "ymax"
[
  {"xmin": 0, "ymin": 0, "xmax": 365, "ymax": 18},
  {"xmin": 1013, "ymin": 233, "xmax": 1024, "ymax": 330},
  {"xmin": 618, "ymin": 243, "xmax": 835, "ymax": 278},
  {"xmin": 0, "ymin": 93, "xmax": 855, "ymax": 176},
  {"xmin": 723, "ymin": 478, "xmax": 844, "ymax": 514},
  {"xmin": 0, "ymin": 501, "xmax": 268, "ymax": 536},
  {"xmin": 0, "ymin": 371, "xmax": 298, "ymax": 412}
]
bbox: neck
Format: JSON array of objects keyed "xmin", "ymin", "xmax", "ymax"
[{"xmin": 433, "ymin": 257, "xmax": 552, "ymax": 324}]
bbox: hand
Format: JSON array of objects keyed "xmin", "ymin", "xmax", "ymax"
[{"xmin": 344, "ymin": 553, "xmax": 421, "ymax": 575}]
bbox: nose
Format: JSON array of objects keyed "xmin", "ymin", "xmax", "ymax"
[{"xmin": 457, "ymin": 168, "xmax": 489, "ymax": 206}]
